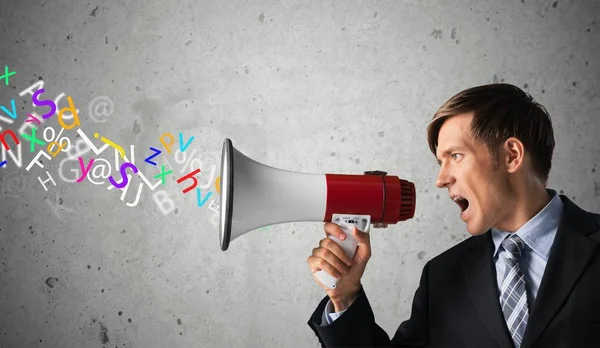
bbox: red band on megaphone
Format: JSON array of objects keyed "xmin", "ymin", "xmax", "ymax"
[{"xmin": 323, "ymin": 174, "xmax": 415, "ymax": 224}]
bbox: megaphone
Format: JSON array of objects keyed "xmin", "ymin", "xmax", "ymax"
[{"xmin": 219, "ymin": 138, "xmax": 416, "ymax": 288}]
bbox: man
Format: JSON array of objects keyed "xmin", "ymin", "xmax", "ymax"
[{"xmin": 306, "ymin": 83, "xmax": 600, "ymax": 347}]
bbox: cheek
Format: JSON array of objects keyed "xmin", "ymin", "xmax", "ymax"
[
  {"xmin": 475, "ymin": 186, "xmax": 504, "ymax": 216},
  {"xmin": 470, "ymin": 186, "xmax": 494, "ymax": 212}
]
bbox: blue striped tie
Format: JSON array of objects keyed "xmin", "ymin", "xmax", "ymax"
[{"xmin": 500, "ymin": 234, "xmax": 529, "ymax": 348}]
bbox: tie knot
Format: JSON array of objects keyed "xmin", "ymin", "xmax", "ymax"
[{"xmin": 502, "ymin": 234, "xmax": 525, "ymax": 260}]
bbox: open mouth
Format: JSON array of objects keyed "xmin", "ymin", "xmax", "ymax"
[{"xmin": 453, "ymin": 196, "xmax": 470, "ymax": 215}]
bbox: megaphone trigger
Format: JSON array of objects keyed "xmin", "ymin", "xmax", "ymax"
[{"xmin": 314, "ymin": 214, "xmax": 371, "ymax": 289}]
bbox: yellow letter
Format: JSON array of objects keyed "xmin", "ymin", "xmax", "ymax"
[
  {"xmin": 159, "ymin": 132, "xmax": 174, "ymax": 153},
  {"xmin": 57, "ymin": 96, "xmax": 81, "ymax": 130}
]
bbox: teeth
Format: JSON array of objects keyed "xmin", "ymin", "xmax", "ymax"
[{"xmin": 453, "ymin": 197, "xmax": 464, "ymax": 202}]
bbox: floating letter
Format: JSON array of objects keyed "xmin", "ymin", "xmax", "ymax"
[
  {"xmin": 32, "ymin": 89, "xmax": 57, "ymax": 119},
  {"xmin": 145, "ymin": 147, "xmax": 161, "ymax": 166},
  {"xmin": 0, "ymin": 99, "xmax": 17, "ymax": 120},
  {"xmin": 108, "ymin": 162, "xmax": 138, "ymax": 189},
  {"xmin": 77, "ymin": 157, "xmax": 95, "ymax": 183},
  {"xmin": 179, "ymin": 132, "xmax": 195, "ymax": 152},
  {"xmin": 57, "ymin": 96, "xmax": 81, "ymax": 130},
  {"xmin": 177, "ymin": 168, "xmax": 201, "ymax": 194},
  {"xmin": 160, "ymin": 132, "xmax": 174, "ymax": 154}
]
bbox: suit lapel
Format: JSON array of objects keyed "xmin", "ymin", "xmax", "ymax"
[
  {"xmin": 521, "ymin": 196, "xmax": 599, "ymax": 347},
  {"xmin": 462, "ymin": 232, "xmax": 514, "ymax": 348}
]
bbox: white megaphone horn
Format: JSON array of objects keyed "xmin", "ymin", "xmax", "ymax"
[{"xmin": 218, "ymin": 138, "xmax": 416, "ymax": 288}]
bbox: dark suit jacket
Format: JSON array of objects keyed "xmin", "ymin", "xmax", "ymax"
[{"xmin": 307, "ymin": 195, "xmax": 600, "ymax": 347}]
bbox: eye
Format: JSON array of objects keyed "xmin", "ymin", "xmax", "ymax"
[{"xmin": 451, "ymin": 153, "xmax": 462, "ymax": 160}]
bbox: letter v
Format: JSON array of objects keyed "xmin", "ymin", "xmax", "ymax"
[
  {"xmin": 179, "ymin": 132, "xmax": 195, "ymax": 152},
  {"xmin": 0, "ymin": 99, "xmax": 17, "ymax": 119},
  {"xmin": 145, "ymin": 147, "xmax": 161, "ymax": 166},
  {"xmin": 196, "ymin": 188, "xmax": 212, "ymax": 207}
]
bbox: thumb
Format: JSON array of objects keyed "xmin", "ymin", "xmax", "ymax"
[{"xmin": 352, "ymin": 226, "xmax": 370, "ymax": 246}]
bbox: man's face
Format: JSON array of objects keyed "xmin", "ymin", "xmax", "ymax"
[{"xmin": 435, "ymin": 113, "xmax": 511, "ymax": 236}]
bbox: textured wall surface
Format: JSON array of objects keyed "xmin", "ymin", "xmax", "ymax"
[{"xmin": 0, "ymin": 0, "xmax": 599, "ymax": 347}]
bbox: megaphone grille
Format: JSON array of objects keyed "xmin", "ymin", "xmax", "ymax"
[{"xmin": 399, "ymin": 179, "xmax": 416, "ymax": 221}]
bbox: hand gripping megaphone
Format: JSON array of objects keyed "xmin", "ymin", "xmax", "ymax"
[{"xmin": 218, "ymin": 138, "xmax": 416, "ymax": 288}]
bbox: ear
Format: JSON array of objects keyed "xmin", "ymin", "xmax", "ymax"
[{"xmin": 502, "ymin": 137, "xmax": 525, "ymax": 174}]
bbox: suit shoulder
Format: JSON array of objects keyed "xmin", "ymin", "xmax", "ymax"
[
  {"xmin": 427, "ymin": 233, "xmax": 485, "ymax": 267},
  {"xmin": 591, "ymin": 212, "xmax": 600, "ymax": 227},
  {"xmin": 588, "ymin": 212, "xmax": 600, "ymax": 240}
]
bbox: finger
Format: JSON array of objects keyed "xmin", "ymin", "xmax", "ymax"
[
  {"xmin": 353, "ymin": 226, "xmax": 371, "ymax": 246},
  {"xmin": 307, "ymin": 255, "xmax": 344, "ymax": 279},
  {"xmin": 307, "ymin": 255, "xmax": 321, "ymax": 273},
  {"xmin": 316, "ymin": 244, "xmax": 351, "ymax": 274},
  {"xmin": 319, "ymin": 238, "xmax": 353, "ymax": 266},
  {"xmin": 324, "ymin": 222, "xmax": 347, "ymax": 240},
  {"xmin": 312, "ymin": 245, "xmax": 350, "ymax": 274}
]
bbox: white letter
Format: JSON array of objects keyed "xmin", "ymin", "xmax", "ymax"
[
  {"xmin": 26, "ymin": 150, "xmax": 51, "ymax": 171},
  {"xmin": 37, "ymin": 171, "xmax": 57, "ymax": 192},
  {"xmin": 153, "ymin": 190, "xmax": 175, "ymax": 215}
]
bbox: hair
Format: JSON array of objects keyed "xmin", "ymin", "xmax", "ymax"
[{"xmin": 426, "ymin": 83, "xmax": 555, "ymax": 184}]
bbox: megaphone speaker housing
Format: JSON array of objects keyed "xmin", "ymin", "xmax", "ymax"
[{"xmin": 219, "ymin": 138, "xmax": 416, "ymax": 252}]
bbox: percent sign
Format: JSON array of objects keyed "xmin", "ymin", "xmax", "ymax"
[
  {"xmin": 174, "ymin": 148, "xmax": 203, "ymax": 173},
  {"xmin": 43, "ymin": 126, "xmax": 71, "ymax": 154}
]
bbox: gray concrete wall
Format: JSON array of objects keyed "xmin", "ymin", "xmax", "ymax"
[{"xmin": 0, "ymin": 0, "xmax": 598, "ymax": 347}]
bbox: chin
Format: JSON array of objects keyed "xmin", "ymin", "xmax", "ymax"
[
  {"xmin": 465, "ymin": 219, "xmax": 488, "ymax": 236},
  {"xmin": 466, "ymin": 228, "xmax": 487, "ymax": 236},
  {"xmin": 461, "ymin": 205, "xmax": 488, "ymax": 236}
]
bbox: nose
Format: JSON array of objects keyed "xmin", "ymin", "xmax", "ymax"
[{"xmin": 435, "ymin": 164, "xmax": 454, "ymax": 188}]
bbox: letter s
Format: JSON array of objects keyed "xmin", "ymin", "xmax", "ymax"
[
  {"xmin": 32, "ymin": 88, "xmax": 57, "ymax": 119},
  {"xmin": 108, "ymin": 162, "xmax": 138, "ymax": 189}
]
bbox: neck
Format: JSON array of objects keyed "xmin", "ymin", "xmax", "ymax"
[{"xmin": 496, "ymin": 182, "xmax": 551, "ymax": 233}]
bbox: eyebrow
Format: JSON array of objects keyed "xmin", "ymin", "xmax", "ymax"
[{"xmin": 436, "ymin": 145, "xmax": 468, "ymax": 165}]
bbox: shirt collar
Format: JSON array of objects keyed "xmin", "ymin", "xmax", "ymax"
[{"xmin": 491, "ymin": 188, "xmax": 563, "ymax": 260}]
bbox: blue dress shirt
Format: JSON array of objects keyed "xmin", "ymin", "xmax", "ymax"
[{"xmin": 322, "ymin": 188, "xmax": 564, "ymax": 325}]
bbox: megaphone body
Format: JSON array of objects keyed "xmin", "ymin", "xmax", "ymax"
[{"xmin": 219, "ymin": 138, "xmax": 416, "ymax": 288}]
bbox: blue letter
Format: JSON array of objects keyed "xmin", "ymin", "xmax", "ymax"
[
  {"xmin": 179, "ymin": 132, "xmax": 195, "ymax": 152},
  {"xmin": 145, "ymin": 146, "xmax": 161, "ymax": 166},
  {"xmin": 0, "ymin": 99, "xmax": 17, "ymax": 119},
  {"xmin": 196, "ymin": 188, "xmax": 212, "ymax": 207}
]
